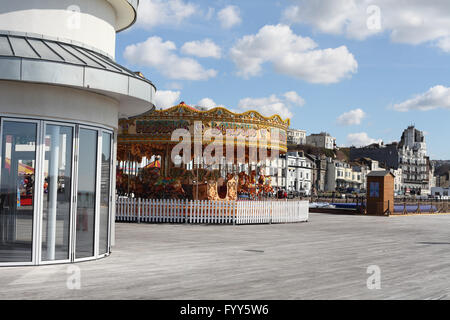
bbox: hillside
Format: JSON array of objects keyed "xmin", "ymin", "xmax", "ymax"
[
  {"xmin": 336, "ymin": 148, "xmax": 350, "ymax": 162},
  {"xmin": 433, "ymin": 160, "xmax": 450, "ymax": 176},
  {"xmin": 287, "ymin": 143, "xmax": 338, "ymax": 159}
]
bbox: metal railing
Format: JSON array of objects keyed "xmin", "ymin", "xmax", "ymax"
[{"xmin": 307, "ymin": 196, "xmax": 450, "ymax": 215}]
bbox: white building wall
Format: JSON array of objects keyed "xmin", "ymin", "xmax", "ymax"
[
  {"xmin": 265, "ymin": 157, "xmax": 285, "ymax": 190},
  {"xmin": 287, "ymin": 129, "xmax": 307, "ymax": 145},
  {"xmin": 392, "ymin": 168, "xmax": 403, "ymax": 193},
  {"xmin": 431, "ymin": 187, "xmax": 450, "ymax": 197},
  {"xmin": 306, "ymin": 134, "xmax": 336, "ymax": 150},
  {"xmin": 0, "ymin": 81, "xmax": 119, "ymax": 130},
  {"xmin": 0, "ymin": 0, "xmax": 117, "ymax": 57},
  {"xmin": 284, "ymin": 153, "xmax": 313, "ymax": 195}
]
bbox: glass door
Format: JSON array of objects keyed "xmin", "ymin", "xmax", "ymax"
[
  {"xmin": 74, "ymin": 128, "xmax": 98, "ymax": 260},
  {"xmin": 0, "ymin": 118, "xmax": 114, "ymax": 265},
  {"xmin": 40, "ymin": 124, "xmax": 74, "ymax": 263},
  {"xmin": 99, "ymin": 132, "xmax": 112, "ymax": 256},
  {"xmin": 0, "ymin": 120, "xmax": 38, "ymax": 264}
]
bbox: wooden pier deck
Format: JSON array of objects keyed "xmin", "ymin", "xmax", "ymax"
[{"xmin": 1, "ymin": 212, "xmax": 450, "ymax": 299}]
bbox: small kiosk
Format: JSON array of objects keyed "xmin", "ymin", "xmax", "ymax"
[{"xmin": 366, "ymin": 171, "xmax": 395, "ymax": 216}]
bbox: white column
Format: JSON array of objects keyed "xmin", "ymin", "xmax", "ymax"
[{"xmin": 46, "ymin": 126, "xmax": 60, "ymax": 260}]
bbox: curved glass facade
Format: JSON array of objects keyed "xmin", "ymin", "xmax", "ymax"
[{"xmin": 0, "ymin": 117, "xmax": 114, "ymax": 266}]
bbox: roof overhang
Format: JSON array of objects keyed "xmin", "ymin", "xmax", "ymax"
[
  {"xmin": 107, "ymin": 0, "xmax": 139, "ymax": 32},
  {"xmin": 0, "ymin": 32, "xmax": 156, "ymax": 118}
]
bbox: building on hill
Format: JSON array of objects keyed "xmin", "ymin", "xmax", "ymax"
[
  {"xmin": 287, "ymin": 128, "xmax": 307, "ymax": 145},
  {"xmin": 306, "ymin": 132, "xmax": 336, "ymax": 150}
]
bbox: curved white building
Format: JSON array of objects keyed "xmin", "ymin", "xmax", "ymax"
[{"xmin": 0, "ymin": 0, "xmax": 156, "ymax": 265}]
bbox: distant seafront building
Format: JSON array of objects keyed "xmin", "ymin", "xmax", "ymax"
[
  {"xmin": 283, "ymin": 151, "xmax": 313, "ymax": 195},
  {"xmin": 287, "ymin": 128, "xmax": 306, "ymax": 145},
  {"xmin": 0, "ymin": 0, "xmax": 156, "ymax": 266},
  {"xmin": 308, "ymin": 154, "xmax": 327, "ymax": 193},
  {"xmin": 436, "ymin": 171, "xmax": 450, "ymax": 188},
  {"xmin": 398, "ymin": 126, "xmax": 434, "ymax": 194},
  {"xmin": 325, "ymin": 159, "xmax": 363, "ymax": 192},
  {"xmin": 350, "ymin": 126, "xmax": 433, "ymax": 195},
  {"xmin": 306, "ymin": 132, "xmax": 336, "ymax": 150},
  {"xmin": 264, "ymin": 157, "xmax": 286, "ymax": 192},
  {"xmin": 392, "ymin": 167, "xmax": 404, "ymax": 194}
]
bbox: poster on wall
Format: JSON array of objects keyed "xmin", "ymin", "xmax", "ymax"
[{"xmin": 370, "ymin": 182, "xmax": 380, "ymax": 198}]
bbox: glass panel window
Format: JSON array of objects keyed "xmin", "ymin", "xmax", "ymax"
[
  {"xmin": 75, "ymin": 129, "xmax": 97, "ymax": 259},
  {"xmin": 99, "ymin": 132, "xmax": 111, "ymax": 255},
  {"xmin": 0, "ymin": 121, "xmax": 37, "ymax": 263},
  {"xmin": 41, "ymin": 125, "xmax": 73, "ymax": 262}
]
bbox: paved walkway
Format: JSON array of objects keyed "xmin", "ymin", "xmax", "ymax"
[{"xmin": 1, "ymin": 212, "xmax": 450, "ymax": 299}]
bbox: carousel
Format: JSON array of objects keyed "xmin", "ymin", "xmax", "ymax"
[{"xmin": 117, "ymin": 103, "xmax": 289, "ymax": 201}]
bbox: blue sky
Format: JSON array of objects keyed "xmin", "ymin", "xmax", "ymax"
[{"xmin": 116, "ymin": 0, "xmax": 450, "ymax": 159}]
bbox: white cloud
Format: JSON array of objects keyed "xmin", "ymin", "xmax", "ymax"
[
  {"xmin": 136, "ymin": 0, "xmax": 197, "ymax": 29},
  {"xmin": 347, "ymin": 132, "xmax": 382, "ymax": 147},
  {"xmin": 218, "ymin": 5, "xmax": 242, "ymax": 29},
  {"xmin": 154, "ymin": 90, "xmax": 181, "ymax": 108},
  {"xmin": 283, "ymin": 91, "xmax": 305, "ymax": 106},
  {"xmin": 239, "ymin": 96, "xmax": 292, "ymax": 119},
  {"xmin": 237, "ymin": 91, "xmax": 305, "ymax": 119},
  {"xmin": 124, "ymin": 37, "xmax": 217, "ymax": 81},
  {"xmin": 393, "ymin": 85, "xmax": 450, "ymax": 112},
  {"xmin": 197, "ymin": 98, "xmax": 224, "ymax": 110},
  {"xmin": 283, "ymin": 0, "xmax": 450, "ymax": 52},
  {"xmin": 437, "ymin": 37, "xmax": 450, "ymax": 53},
  {"xmin": 181, "ymin": 39, "xmax": 222, "ymax": 58},
  {"xmin": 337, "ymin": 108, "xmax": 366, "ymax": 126},
  {"xmin": 230, "ymin": 24, "xmax": 357, "ymax": 83}
]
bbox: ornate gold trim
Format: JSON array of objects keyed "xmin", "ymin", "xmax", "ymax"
[{"xmin": 129, "ymin": 103, "xmax": 291, "ymax": 128}]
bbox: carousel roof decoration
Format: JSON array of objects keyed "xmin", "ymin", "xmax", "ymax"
[
  {"xmin": 118, "ymin": 102, "xmax": 290, "ymax": 162},
  {"xmin": 125, "ymin": 102, "xmax": 290, "ymax": 128}
]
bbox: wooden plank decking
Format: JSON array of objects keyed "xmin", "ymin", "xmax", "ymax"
[{"xmin": 1, "ymin": 212, "xmax": 450, "ymax": 299}]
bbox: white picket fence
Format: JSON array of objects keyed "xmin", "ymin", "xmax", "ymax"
[{"xmin": 116, "ymin": 198, "xmax": 309, "ymax": 225}]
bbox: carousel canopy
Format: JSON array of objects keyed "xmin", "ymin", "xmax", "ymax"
[{"xmin": 118, "ymin": 103, "xmax": 290, "ymax": 157}]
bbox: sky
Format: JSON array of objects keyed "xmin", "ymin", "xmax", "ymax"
[{"xmin": 116, "ymin": 0, "xmax": 450, "ymax": 160}]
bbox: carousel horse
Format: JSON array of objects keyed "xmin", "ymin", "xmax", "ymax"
[
  {"xmin": 238, "ymin": 171, "xmax": 249, "ymax": 194},
  {"xmin": 248, "ymin": 170, "xmax": 257, "ymax": 197}
]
